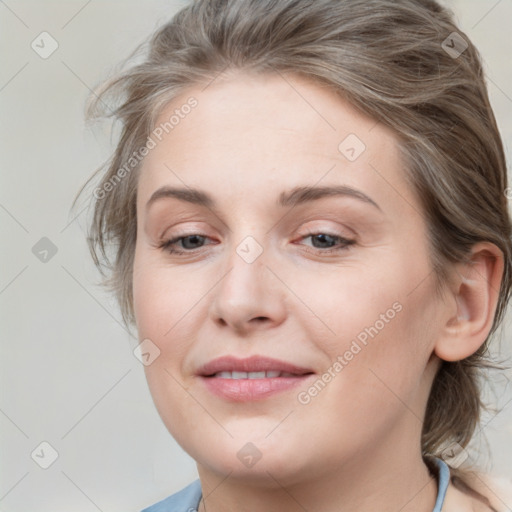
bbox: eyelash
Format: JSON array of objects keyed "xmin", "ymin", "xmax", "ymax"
[{"xmin": 157, "ymin": 231, "xmax": 355, "ymax": 256}]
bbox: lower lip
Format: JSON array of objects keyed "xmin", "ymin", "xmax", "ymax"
[{"xmin": 200, "ymin": 375, "xmax": 314, "ymax": 401}]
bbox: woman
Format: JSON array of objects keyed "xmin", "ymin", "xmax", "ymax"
[{"xmin": 77, "ymin": 0, "xmax": 512, "ymax": 510}]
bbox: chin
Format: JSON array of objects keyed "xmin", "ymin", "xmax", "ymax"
[{"xmin": 183, "ymin": 429, "xmax": 319, "ymax": 486}]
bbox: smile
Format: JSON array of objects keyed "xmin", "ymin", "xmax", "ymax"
[
  {"xmin": 197, "ymin": 355, "xmax": 315, "ymax": 401},
  {"xmin": 212, "ymin": 371, "xmax": 298, "ymax": 379}
]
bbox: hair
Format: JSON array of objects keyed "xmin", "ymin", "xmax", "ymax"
[{"xmin": 75, "ymin": 0, "xmax": 512, "ymax": 499}]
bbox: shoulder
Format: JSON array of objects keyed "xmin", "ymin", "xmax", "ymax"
[
  {"xmin": 140, "ymin": 479, "xmax": 202, "ymax": 512},
  {"xmin": 443, "ymin": 473, "xmax": 512, "ymax": 512}
]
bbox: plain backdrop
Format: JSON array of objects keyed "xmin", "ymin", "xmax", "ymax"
[{"xmin": 1, "ymin": 1, "xmax": 511, "ymax": 511}]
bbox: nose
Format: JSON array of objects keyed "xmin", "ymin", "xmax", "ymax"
[{"xmin": 209, "ymin": 241, "xmax": 287, "ymax": 334}]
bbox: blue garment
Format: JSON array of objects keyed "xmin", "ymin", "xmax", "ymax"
[
  {"xmin": 141, "ymin": 458, "xmax": 450, "ymax": 512},
  {"xmin": 432, "ymin": 458, "xmax": 450, "ymax": 512},
  {"xmin": 141, "ymin": 479, "xmax": 202, "ymax": 512}
]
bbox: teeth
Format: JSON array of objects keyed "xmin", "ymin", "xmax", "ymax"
[
  {"xmin": 217, "ymin": 371, "xmax": 234, "ymax": 378},
  {"xmin": 248, "ymin": 372, "xmax": 266, "ymax": 379},
  {"xmin": 214, "ymin": 371, "xmax": 294, "ymax": 379}
]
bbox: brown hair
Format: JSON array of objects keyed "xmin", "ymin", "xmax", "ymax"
[{"xmin": 75, "ymin": 0, "xmax": 512, "ymax": 493}]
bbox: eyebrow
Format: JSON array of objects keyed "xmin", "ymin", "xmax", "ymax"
[{"xmin": 145, "ymin": 185, "xmax": 381, "ymax": 212}]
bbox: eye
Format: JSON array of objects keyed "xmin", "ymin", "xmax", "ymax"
[
  {"xmin": 298, "ymin": 232, "xmax": 355, "ymax": 254},
  {"xmin": 158, "ymin": 233, "xmax": 213, "ymax": 254},
  {"xmin": 157, "ymin": 231, "xmax": 355, "ymax": 256}
]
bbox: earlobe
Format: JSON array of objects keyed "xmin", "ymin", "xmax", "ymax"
[{"xmin": 434, "ymin": 242, "xmax": 504, "ymax": 362}]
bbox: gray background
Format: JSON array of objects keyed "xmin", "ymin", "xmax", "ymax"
[{"xmin": 1, "ymin": 1, "xmax": 511, "ymax": 511}]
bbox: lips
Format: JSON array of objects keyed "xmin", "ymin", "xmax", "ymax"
[
  {"xmin": 197, "ymin": 355, "xmax": 315, "ymax": 401},
  {"xmin": 197, "ymin": 355, "xmax": 313, "ymax": 377},
  {"xmin": 214, "ymin": 370, "xmax": 297, "ymax": 379}
]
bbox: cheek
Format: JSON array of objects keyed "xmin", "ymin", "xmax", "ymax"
[
  {"xmin": 134, "ymin": 263, "xmax": 200, "ymax": 434},
  {"xmin": 312, "ymin": 254, "xmax": 438, "ymax": 388},
  {"xmin": 133, "ymin": 248, "xmax": 204, "ymax": 342},
  {"xmin": 298, "ymin": 269, "xmax": 407, "ymax": 355}
]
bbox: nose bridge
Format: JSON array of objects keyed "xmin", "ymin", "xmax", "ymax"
[
  {"xmin": 209, "ymin": 232, "xmax": 286, "ymax": 330},
  {"xmin": 219, "ymin": 233, "xmax": 270, "ymax": 308}
]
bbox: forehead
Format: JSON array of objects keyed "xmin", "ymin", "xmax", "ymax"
[{"xmin": 137, "ymin": 72, "xmax": 415, "ymax": 215}]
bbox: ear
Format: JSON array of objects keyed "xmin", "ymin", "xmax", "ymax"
[{"xmin": 434, "ymin": 242, "xmax": 504, "ymax": 362}]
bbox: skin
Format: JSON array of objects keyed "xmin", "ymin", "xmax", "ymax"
[{"xmin": 132, "ymin": 72, "xmax": 503, "ymax": 512}]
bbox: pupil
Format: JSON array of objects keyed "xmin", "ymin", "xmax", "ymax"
[
  {"xmin": 312, "ymin": 234, "xmax": 335, "ymax": 248},
  {"xmin": 182, "ymin": 235, "xmax": 204, "ymax": 249}
]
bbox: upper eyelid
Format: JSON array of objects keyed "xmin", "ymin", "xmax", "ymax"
[
  {"xmin": 147, "ymin": 200, "xmax": 375, "ymax": 230},
  {"xmin": 157, "ymin": 216, "xmax": 357, "ymax": 234},
  {"xmin": 155, "ymin": 214, "xmax": 359, "ymax": 245},
  {"xmin": 161, "ymin": 227, "xmax": 353, "ymax": 241}
]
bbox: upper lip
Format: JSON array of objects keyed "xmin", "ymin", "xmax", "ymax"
[{"xmin": 197, "ymin": 355, "xmax": 314, "ymax": 376}]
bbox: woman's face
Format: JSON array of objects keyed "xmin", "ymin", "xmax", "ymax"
[{"xmin": 133, "ymin": 72, "xmax": 447, "ymax": 485}]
